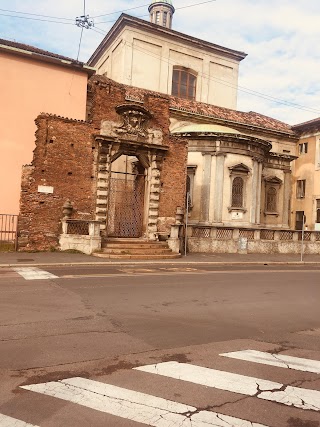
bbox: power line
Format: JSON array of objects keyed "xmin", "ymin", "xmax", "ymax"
[
  {"xmin": 0, "ymin": 7, "xmax": 74, "ymax": 21},
  {"xmin": 0, "ymin": 1, "xmax": 217, "ymax": 27},
  {"xmin": 93, "ymin": 26, "xmax": 320, "ymax": 115},
  {"xmin": 95, "ymin": 0, "xmax": 217, "ymax": 24},
  {"xmin": 1, "ymin": 2, "xmax": 318, "ymax": 115},
  {"xmin": 0, "ymin": 12, "xmax": 74, "ymax": 25},
  {"xmin": 92, "ymin": 4, "xmax": 150, "ymax": 19}
]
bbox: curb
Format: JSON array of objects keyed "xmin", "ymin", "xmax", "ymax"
[{"xmin": 1, "ymin": 261, "xmax": 320, "ymax": 268}]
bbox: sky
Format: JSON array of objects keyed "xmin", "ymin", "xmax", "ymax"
[{"xmin": 1, "ymin": 0, "xmax": 319, "ymax": 125}]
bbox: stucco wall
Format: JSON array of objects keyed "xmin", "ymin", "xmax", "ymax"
[
  {"xmin": 0, "ymin": 51, "xmax": 89, "ymax": 214},
  {"xmin": 292, "ymin": 132, "xmax": 320, "ymax": 229}
]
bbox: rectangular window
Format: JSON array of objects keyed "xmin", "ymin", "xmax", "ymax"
[
  {"xmin": 299, "ymin": 142, "xmax": 308, "ymax": 155},
  {"xmin": 295, "ymin": 211, "xmax": 305, "ymax": 230},
  {"xmin": 296, "ymin": 179, "xmax": 306, "ymax": 198},
  {"xmin": 163, "ymin": 12, "xmax": 167, "ymax": 26},
  {"xmin": 156, "ymin": 11, "xmax": 160, "ymax": 23},
  {"xmin": 171, "ymin": 68, "xmax": 197, "ymax": 100}
]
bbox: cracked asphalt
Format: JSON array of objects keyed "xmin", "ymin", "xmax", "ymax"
[{"xmin": 0, "ymin": 263, "xmax": 319, "ymax": 426}]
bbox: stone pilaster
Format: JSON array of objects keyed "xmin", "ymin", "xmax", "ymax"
[
  {"xmin": 213, "ymin": 153, "xmax": 225, "ymax": 222},
  {"xmin": 200, "ymin": 153, "xmax": 212, "ymax": 222},
  {"xmin": 147, "ymin": 154, "xmax": 162, "ymax": 239},
  {"xmin": 251, "ymin": 159, "xmax": 263, "ymax": 225},
  {"xmin": 95, "ymin": 143, "xmax": 112, "ymax": 231},
  {"xmin": 256, "ymin": 161, "xmax": 263, "ymax": 224},
  {"xmin": 282, "ymin": 170, "xmax": 291, "ymax": 228},
  {"xmin": 250, "ymin": 160, "xmax": 258, "ymax": 224}
]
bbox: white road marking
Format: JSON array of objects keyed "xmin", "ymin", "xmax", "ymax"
[
  {"xmin": 22, "ymin": 377, "xmax": 269, "ymax": 426},
  {"xmin": 12, "ymin": 267, "xmax": 58, "ymax": 280},
  {"xmin": 0, "ymin": 413, "xmax": 38, "ymax": 426},
  {"xmin": 220, "ymin": 350, "xmax": 320, "ymax": 374},
  {"xmin": 135, "ymin": 362, "xmax": 320, "ymax": 412}
]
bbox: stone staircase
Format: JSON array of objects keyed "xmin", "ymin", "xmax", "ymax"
[{"xmin": 93, "ymin": 238, "xmax": 181, "ymax": 259}]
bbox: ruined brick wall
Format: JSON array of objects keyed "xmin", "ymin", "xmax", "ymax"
[
  {"xmin": 19, "ymin": 115, "xmax": 96, "ymax": 251},
  {"xmin": 144, "ymin": 94, "xmax": 187, "ymax": 228},
  {"xmin": 18, "ymin": 76, "xmax": 188, "ymax": 250},
  {"xmin": 89, "ymin": 77, "xmax": 188, "ymax": 232}
]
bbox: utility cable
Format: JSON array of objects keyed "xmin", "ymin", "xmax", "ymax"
[
  {"xmin": 0, "ymin": 12, "xmax": 74, "ymax": 25},
  {"xmin": 92, "ymin": 4, "xmax": 150, "ymax": 19},
  {"xmin": 92, "ymin": 26, "xmax": 320, "ymax": 115},
  {"xmin": 95, "ymin": 0, "xmax": 216, "ymax": 24},
  {"xmin": 0, "ymin": 7, "xmax": 74, "ymax": 21}
]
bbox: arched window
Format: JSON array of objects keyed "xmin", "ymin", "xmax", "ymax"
[
  {"xmin": 266, "ymin": 187, "xmax": 277, "ymax": 212},
  {"xmin": 232, "ymin": 177, "xmax": 244, "ymax": 208},
  {"xmin": 172, "ymin": 67, "xmax": 197, "ymax": 100}
]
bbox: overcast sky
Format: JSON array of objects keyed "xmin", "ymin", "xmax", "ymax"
[{"xmin": 1, "ymin": 0, "xmax": 319, "ymax": 125}]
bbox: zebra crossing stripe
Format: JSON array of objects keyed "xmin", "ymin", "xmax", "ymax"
[
  {"xmin": 0, "ymin": 413, "xmax": 39, "ymax": 426},
  {"xmin": 220, "ymin": 350, "xmax": 320, "ymax": 374},
  {"xmin": 135, "ymin": 361, "xmax": 320, "ymax": 412},
  {"xmin": 12, "ymin": 267, "xmax": 58, "ymax": 280},
  {"xmin": 21, "ymin": 377, "xmax": 269, "ymax": 426}
]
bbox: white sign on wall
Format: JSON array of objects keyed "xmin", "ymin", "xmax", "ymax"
[
  {"xmin": 231, "ymin": 211, "xmax": 243, "ymax": 220},
  {"xmin": 38, "ymin": 185, "xmax": 54, "ymax": 194}
]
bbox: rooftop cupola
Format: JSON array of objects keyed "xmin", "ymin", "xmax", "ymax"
[{"xmin": 148, "ymin": 0, "xmax": 175, "ymax": 29}]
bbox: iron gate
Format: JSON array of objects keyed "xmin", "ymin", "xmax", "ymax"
[
  {"xmin": 0, "ymin": 214, "xmax": 18, "ymax": 251},
  {"xmin": 107, "ymin": 174, "xmax": 145, "ymax": 238}
]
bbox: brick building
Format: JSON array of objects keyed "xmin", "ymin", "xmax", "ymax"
[{"xmin": 18, "ymin": 76, "xmax": 187, "ymax": 252}]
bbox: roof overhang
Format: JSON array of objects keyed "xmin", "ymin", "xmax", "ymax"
[
  {"xmin": 0, "ymin": 43, "xmax": 96, "ymax": 76},
  {"xmin": 88, "ymin": 13, "xmax": 247, "ymax": 66}
]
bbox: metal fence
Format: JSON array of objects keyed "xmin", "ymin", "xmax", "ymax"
[{"xmin": 0, "ymin": 214, "xmax": 18, "ymax": 251}]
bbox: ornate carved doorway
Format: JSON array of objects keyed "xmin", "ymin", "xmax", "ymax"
[
  {"xmin": 106, "ymin": 156, "xmax": 145, "ymax": 238},
  {"xmin": 95, "ymin": 102, "xmax": 169, "ymax": 240}
]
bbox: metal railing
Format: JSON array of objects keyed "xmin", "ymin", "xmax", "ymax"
[{"xmin": 0, "ymin": 214, "xmax": 18, "ymax": 251}]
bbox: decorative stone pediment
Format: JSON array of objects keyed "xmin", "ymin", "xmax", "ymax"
[
  {"xmin": 264, "ymin": 176, "xmax": 282, "ymax": 185},
  {"xmin": 115, "ymin": 104, "xmax": 152, "ymax": 138},
  {"xmin": 100, "ymin": 103, "xmax": 163, "ymax": 145},
  {"xmin": 228, "ymin": 163, "xmax": 250, "ymax": 175}
]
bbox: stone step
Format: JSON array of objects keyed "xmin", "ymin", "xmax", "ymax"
[
  {"xmin": 102, "ymin": 243, "xmax": 169, "ymax": 249},
  {"xmin": 100, "ymin": 248, "xmax": 173, "ymax": 255},
  {"xmin": 93, "ymin": 253, "xmax": 181, "ymax": 260},
  {"xmin": 98, "ymin": 238, "xmax": 179, "ymax": 259},
  {"xmin": 103, "ymin": 238, "xmax": 167, "ymax": 244}
]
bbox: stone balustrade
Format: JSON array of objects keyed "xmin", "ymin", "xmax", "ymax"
[{"xmin": 186, "ymin": 225, "xmax": 320, "ymax": 254}]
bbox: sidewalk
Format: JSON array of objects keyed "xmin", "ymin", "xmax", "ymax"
[{"xmin": 0, "ymin": 251, "xmax": 319, "ymax": 267}]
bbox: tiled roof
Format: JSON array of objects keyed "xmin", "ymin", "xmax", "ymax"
[
  {"xmin": 0, "ymin": 38, "xmax": 82, "ymax": 64},
  {"xmin": 292, "ymin": 116, "xmax": 320, "ymax": 130},
  {"xmin": 169, "ymin": 97, "xmax": 295, "ymax": 135},
  {"xmin": 92, "ymin": 76, "xmax": 296, "ymax": 136}
]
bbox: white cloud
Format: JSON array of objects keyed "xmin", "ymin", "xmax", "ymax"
[{"xmin": 0, "ymin": 0, "xmax": 319, "ymax": 124}]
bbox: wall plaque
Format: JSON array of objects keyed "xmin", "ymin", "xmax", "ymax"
[{"xmin": 38, "ymin": 185, "xmax": 54, "ymax": 194}]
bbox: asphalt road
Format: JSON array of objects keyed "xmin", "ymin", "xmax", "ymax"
[{"xmin": 0, "ymin": 264, "xmax": 319, "ymax": 426}]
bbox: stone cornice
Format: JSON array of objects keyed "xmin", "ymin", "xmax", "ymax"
[{"xmin": 88, "ymin": 13, "xmax": 247, "ymax": 66}]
